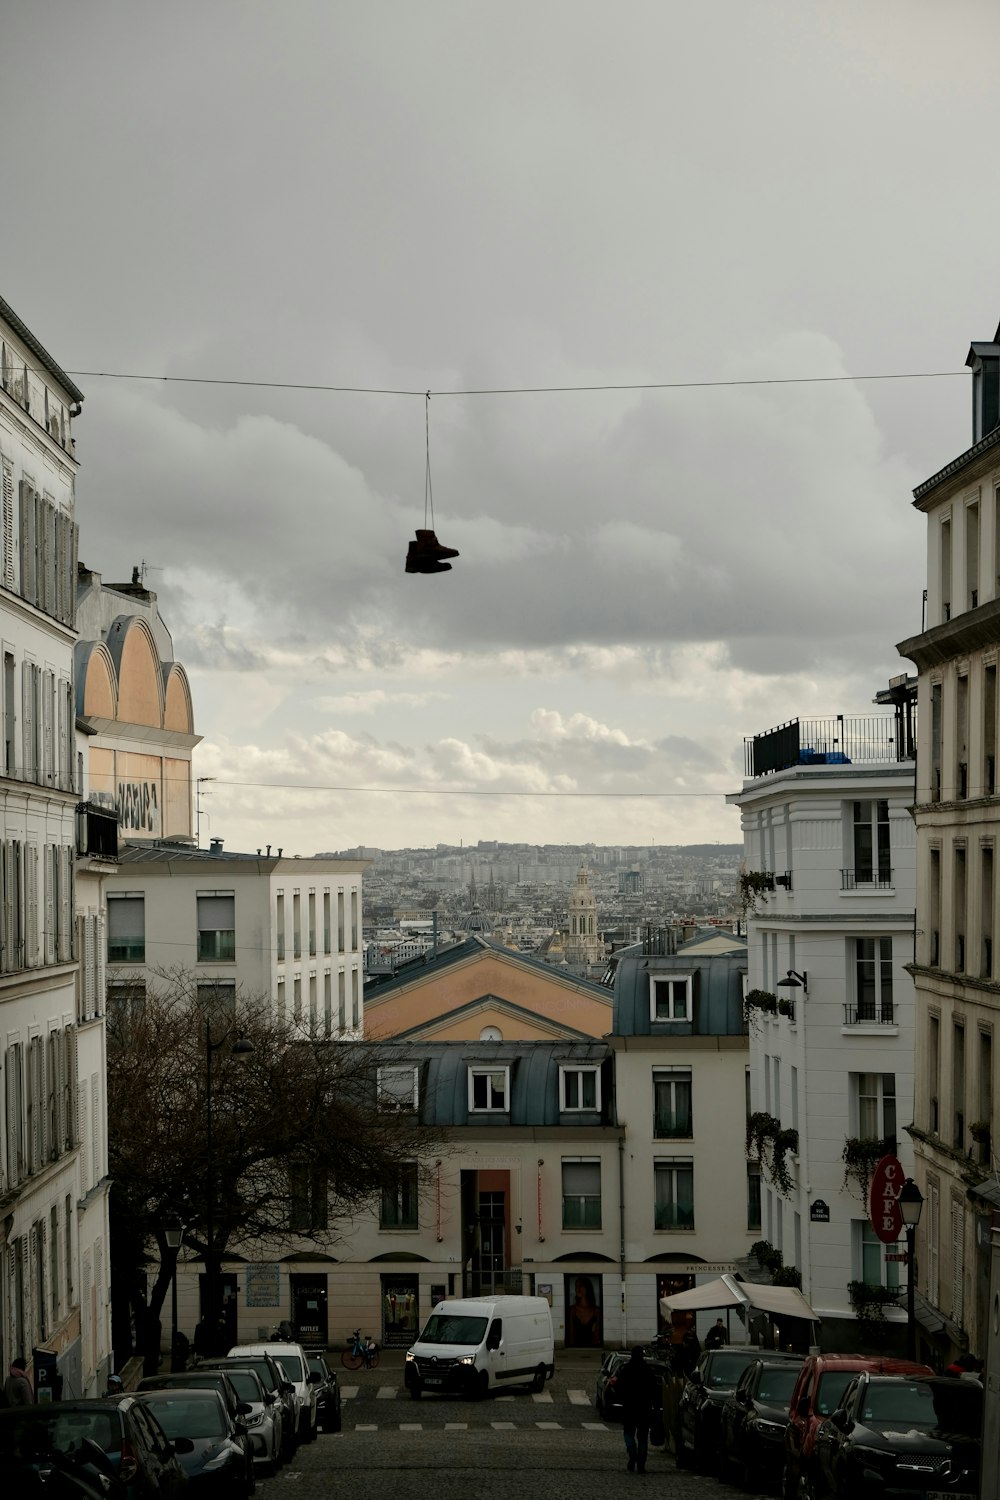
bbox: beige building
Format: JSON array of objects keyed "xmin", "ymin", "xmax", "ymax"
[{"xmin": 897, "ymin": 318, "xmax": 1000, "ymax": 1363}]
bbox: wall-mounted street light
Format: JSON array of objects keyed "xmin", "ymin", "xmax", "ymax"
[
  {"xmin": 898, "ymin": 1177, "xmax": 924, "ymax": 1361},
  {"xmin": 163, "ymin": 1220, "xmax": 184, "ymax": 1369},
  {"xmin": 777, "ymin": 970, "xmax": 808, "ymax": 994}
]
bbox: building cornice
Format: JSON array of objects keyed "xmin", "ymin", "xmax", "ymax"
[
  {"xmin": 912, "ymin": 424, "xmax": 1000, "ymax": 506},
  {"xmin": 898, "ymin": 597, "xmax": 1000, "ymax": 670}
]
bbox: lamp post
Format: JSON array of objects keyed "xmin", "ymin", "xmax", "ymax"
[
  {"xmin": 205, "ymin": 1020, "xmax": 254, "ymax": 1354},
  {"xmin": 898, "ymin": 1176, "xmax": 924, "ymax": 1361},
  {"xmin": 163, "ymin": 1221, "xmax": 184, "ymax": 1369}
]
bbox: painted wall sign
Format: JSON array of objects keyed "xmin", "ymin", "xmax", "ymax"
[
  {"xmin": 116, "ymin": 779, "xmax": 160, "ymax": 834},
  {"xmin": 809, "ymin": 1199, "xmax": 830, "ymax": 1223},
  {"xmin": 869, "ymin": 1154, "xmax": 904, "ymax": 1245}
]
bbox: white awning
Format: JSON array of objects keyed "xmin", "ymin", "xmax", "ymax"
[{"xmin": 660, "ymin": 1273, "xmax": 819, "ymax": 1323}]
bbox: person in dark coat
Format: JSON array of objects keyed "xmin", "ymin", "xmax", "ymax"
[
  {"xmin": 704, "ymin": 1318, "xmax": 726, "ymax": 1350},
  {"xmin": 616, "ymin": 1346, "xmax": 662, "ymax": 1474}
]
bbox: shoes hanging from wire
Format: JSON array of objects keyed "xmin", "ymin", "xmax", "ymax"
[{"xmin": 405, "ymin": 392, "xmax": 460, "ymax": 574}]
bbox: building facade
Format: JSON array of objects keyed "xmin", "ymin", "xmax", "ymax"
[
  {"xmin": 897, "ymin": 321, "xmax": 1000, "ymax": 1362},
  {"xmin": 0, "ymin": 295, "xmax": 114, "ymax": 1394},
  {"xmin": 729, "ymin": 703, "xmax": 918, "ymax": 1347}
]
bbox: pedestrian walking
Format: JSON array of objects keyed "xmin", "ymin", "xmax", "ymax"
[
  {"xmin": 616, "ymin": 1346, "xmax": 662, "ymax": 1475},
  {"xmin": 4, "ymin": 1357, "xmax": 34, "ymax": 1406}
]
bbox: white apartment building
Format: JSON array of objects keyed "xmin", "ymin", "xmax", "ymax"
[
  {"xmin": 0, "ymin": 294, "xmax": 114, "ymax": 1394},
  {"xmin": 107, "ymin": 843, "xmax": 370, "ymax": 1031},
  {"xmin": 729, "ymin": 696, "xmax": 918, "ymax": 1350},
  {"xmin": 896, "ymin": 322, "xmax": 1000, "ymax": 1363}
]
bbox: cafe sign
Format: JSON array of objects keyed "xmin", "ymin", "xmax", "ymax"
[{"xmin": 869, "ymin": 1154, "xmax": 904, "ymax": 1245}]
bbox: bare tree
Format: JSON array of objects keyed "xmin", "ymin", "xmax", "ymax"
[{"xmin": 107, "ymin": 972, "xmax": 442, "ymax": 1369}]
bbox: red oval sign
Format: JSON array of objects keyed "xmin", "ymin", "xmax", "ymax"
[{"xmin": 869, "ymin": 1154, "xmax": 904, "ymax": 1244}]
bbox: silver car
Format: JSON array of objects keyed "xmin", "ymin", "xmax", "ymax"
[{"xmin": 216, "ymin": 1364, "xmax": 283, "ymax": 1473}]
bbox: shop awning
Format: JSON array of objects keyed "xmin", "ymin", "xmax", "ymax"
[{"xmin": 660, "ymin": 1273, "xmax": 820, "ymax": 1323}]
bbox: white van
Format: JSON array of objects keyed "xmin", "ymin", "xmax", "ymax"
[{"xmin": 404, "ymin": 1295, "xmax": 554, "ymax": 1399}]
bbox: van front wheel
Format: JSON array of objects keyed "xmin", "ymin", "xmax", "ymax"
[{"xmin": 530, "ymin": 1365, "xmax": 546, "ymax": 1393}]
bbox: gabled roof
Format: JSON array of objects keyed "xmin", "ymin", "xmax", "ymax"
[
  {"xmin": 0, "ymin": 293, "xmax": 84, "ymax": 403},
  {"xmin": 364, "ymin": 933, "xmax": 612, "ymax": 1000},
  {"xmin": 389, "ymin": 992, "xmax": 600, "ymax": 1043}
]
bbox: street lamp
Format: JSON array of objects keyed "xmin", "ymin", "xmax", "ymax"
[
  {"xmin": 205, "ymin": 1021, "xmax": 254, "ymax": 1355},
  {"xmin": 898, "ymin": 1177, "xmax": 924, "ymax": 1361},
  {"xmin": 163, "ymin": 1220, "xmax": 184, "ymax": 1370},
  {"xmin": 776, "ymin": 969, "xmax": 809, "ymax": 994}
]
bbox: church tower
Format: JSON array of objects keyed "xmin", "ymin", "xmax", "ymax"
[{"xmin": 563, "ymin": 864, "xmax": 605, "ymax": 974}]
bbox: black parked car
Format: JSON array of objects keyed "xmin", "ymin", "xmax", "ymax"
[
  {"xmin": 677, "ymin": 1345, "xmax": 781, "ymax": 1470},
  {"xmin": 0, "ymin": 1398, "xmax": 189, "ymax": 1500},
  {"xmin": 719, "ymin": 1355, "xmax": 803, "ymax": 1490},
  {"xmin": 812, "ymin": 1372, "xmax": 981, "ymax": 1500},
  {"xmin": 135, "ymin": 1390, "xmax": 253, "ymax": 1500},
  {"xmin": 594, "ymin": 1349, "xmax": 671, "ymax": 1422},
  {"xmin": 306, "ymin": 1354, "xmax": 342, "ymax": 1434}
]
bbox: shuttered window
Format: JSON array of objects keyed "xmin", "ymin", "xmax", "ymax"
[
  {"xmin": 197, "ymin": 893, "xmax": 235, "ymax": 961},
  {"xmin": 107, "ymin": 894, "xmax": 145, "ymax": 963}
]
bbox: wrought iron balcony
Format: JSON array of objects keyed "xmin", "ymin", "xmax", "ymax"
[
  {"xmin": 843, "ymin": 1001, "xmax": 896, "ymax": 1026},
  {"xmin": 744, "ymin": 712, "xmax": 916, "ymax": 778},
  {"xmin": 841, "ymin": 868, "xmax": 893, "ymax": 890}
]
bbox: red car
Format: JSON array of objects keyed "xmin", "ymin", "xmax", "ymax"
[{"xmin": 782, "ymin": 1353, "xmax": 932, "ymax": 1500}]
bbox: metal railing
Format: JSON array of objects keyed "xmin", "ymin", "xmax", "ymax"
[
  {"xmin": 75, "ymin": 802, "xmax": 119, "ymax": 860},
  {"xmin": 745, "ymin": 713, "xmax": 916, "ymax": 778},
  {"xmin": 843, "ymin": 1002, "xmax": 895, "ymax": 1026},
  {"xmin": 841, "ymin": 868, "xmax": 893, "ymax": 890}
]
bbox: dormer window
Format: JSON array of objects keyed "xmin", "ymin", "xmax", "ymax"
[
  {"xmin": 650, "ymin": 975, "xmax": 693, "ymax": 1023},
  {"xmin": 560, "ymin": 1065, "xmax": 601, "ymax": 1112},
  {"xmin": 469, "ymin": 1065, "xmax": 509, "ymax": 1112},
  {"xmin": 378, "ymin": 1064, "xmax": 419, "ymax": 1111}
]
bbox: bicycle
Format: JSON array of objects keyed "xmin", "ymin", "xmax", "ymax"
[{"xmin": 341, "ymin": 1329, "xmax": 380, "ymax": 1371}]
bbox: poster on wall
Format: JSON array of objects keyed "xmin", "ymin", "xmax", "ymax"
[
  {"xmin": 564, "ymin": 1273, "xmax": 602, "ymax": 1346},
  {"xmin": 536, "ymin": 1282, "xmax": 553, "ymax": 1308}
]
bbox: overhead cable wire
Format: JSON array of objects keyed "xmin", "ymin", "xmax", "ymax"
[{"xmin": 61, "ymin": 367, "xmax": 967, "ymax": 398}]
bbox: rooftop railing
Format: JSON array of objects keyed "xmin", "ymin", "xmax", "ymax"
[{"xmin": 745, "ymin": 713, "xmax": 917, "ymax": 779}]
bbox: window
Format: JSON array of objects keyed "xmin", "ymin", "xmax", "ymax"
[
  {"xmin": 468, "ymin": 1065, "xmax": 509, "ymax": 1112},
  {"xmin": 197, "ymin": 892, "xmax": 235, "ymax": 961},
  {"xmin": 106, "ymin": 894, "xmax": 145, "ymax": 963},
  {"xmin": 854, "ymin": 938, "xmax": 893, "ymax": 1022},
  {"xmin": 928, "ymin": 1013, "xmax": 940, "ymax": 1134},
  {"xmin": 560, "ymin": 1065, "xmax": 600, "ymax": 1112},
  {"xmin": 308, "ymin": 892, "xmax": 316, "ymax": 956},
  {"xmin": 289, "ymin": 1161, "xmax": 329, "ymax": 1233},
  {"xmin": 930, "ymin": 682, "xmax": 943, "ymax": 801},
  {"xmin": 747, "ymin": 1163, "xmax": 762, "ymax": 1232},
  {"xmin": 957, "ymin": 675, "xmax": 969, "ymax": 798},
  {"xmin": 851, "ymin": 800, "xmax": 891, "ymax": 886},
  {"xmin": 953, "ymin": 1021, "xmax": 966, "ymax": 1150},
  {"xmin": 197, "ymin": 979, "xmax": 236, "ymax": 1022},
  {"xmin": 292, "ymin": 892, "xmax": 301, "ymax": 959},
  {"xmin": 378, "ymin": 1064, "xmax": 419, "ymax": 1111},
  {"xmin": 380, "ymin": 1163, "xmax": 418, "ymax": 1229},
  {"xmin": 654, "ymin": 1159, "xmax": 694, "ymax": 1230},
  {"xmin": 983, "ymin": 847, "xmax": 994, "ymax": 978},
  {"xmin": 966, "ymin": 500, "xmax": 980, "ymax": 610},
  {"xmin": 986, "ymin": 665, "xmax": 997, "ymax": 795},
  {"xmin": 106, "ymin": 979, "xmax": 146, "ymax": 1011},
  {"xmin": 323, "ymin": 892, "xmax": 331, "ymax": 954},
  {"xmin": 653, "ymin": 1068, "xmax": 692, "ymax": 1138},
  {"xmin": 955, "ymin": 847, "xmax": 967, "ymax": 972},
  {"xmin": 929, "ymin": 847, "xmax": 941, "ymax": 965},
  {"xmin": 858, "ymin": 1219, "xmax": 902, "ymax": 1290},
  {"xmin": 854, "ymin": 1072, "xmax": 897, "ymax": 1148},
  {"xmin": 562, "ymin": 1159, "xmax": 601, "ymax": 1228},
  {"xmin": 276, "ymin": 892, "xmax": 285, "ymax": 961},
  {"xmin": 941, "ymin": 514, "xmax": 952, "ymax": 620},
  {"xmin": 650, "ymin": 975, "xmax": 693, "ymax": 1022}
]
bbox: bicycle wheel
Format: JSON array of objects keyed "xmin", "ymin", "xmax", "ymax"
[
  {"xmin": 367, "ymin": 1347, "xmax": 381, "ymax": 1370},
  {"xmin": 341, "ymin": 1348, "xmax": 364, "ymax": 1371}
]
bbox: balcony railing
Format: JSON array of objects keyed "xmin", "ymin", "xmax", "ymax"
[
  {"xmin": 655, "ymin": 1204, "xmax": 695, "ymax": 1231},
  {"xmin": 562, "ymin": 1197, "xmax": 602, "ymax": 1229},
  {"xmin": 841, "ymin": 868, "xmax": 893, "ymax": 890},
  {"xmin": 843, "ymin": 1002, "xmax": 895, "ymax": 1026},
  {"xmin": 745, "ymin": 712, "xmax": 916, "ymax": 778}
]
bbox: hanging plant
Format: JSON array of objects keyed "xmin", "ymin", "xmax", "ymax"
[
  {"xmin": 739, "ymin": 870, "xmax": 776, "ymax": 916},
  {"xmin": 842, "ymin": 1136, "xmax": 892, "ymax": 1201},
  {"xmin": 772, "ymin": 1265, "xmax": 802, "ymax": 1289},
  {"xmin": 848, "ymin": 1280, "xmax": 899, "ymax": 1344},
  {"xmin": 746, "ymin": 1113, "xmax": 799, "ymax": 1197},
  {"xmin": 777, "ymin": 996, "xmax": 795, "ymax": 1019},
  {"xmin": 749, "ymin": 1239, "xmax": 774, "ymax": 1268},
  {"xmin": 743, "ymin": 989, "xmax": 778, "ymax": 1028},
  {"xmin": 970, "ymin": 1120, "xmax": 991, "ymax": 1146}
]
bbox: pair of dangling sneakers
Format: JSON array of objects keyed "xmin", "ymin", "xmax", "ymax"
[{"xmin": 405, "ymin": 529, "xmax": 459, "ymax": 573}]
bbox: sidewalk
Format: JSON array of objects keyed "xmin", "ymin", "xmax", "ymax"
[{"xmin": 345, "ymin": 1345, "xmax": 604, "ymax": 1382}]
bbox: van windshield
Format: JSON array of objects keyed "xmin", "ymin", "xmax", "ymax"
[{"xmin": 419, "ymin": 1315, "xmax": 489, "ymax": 1346}]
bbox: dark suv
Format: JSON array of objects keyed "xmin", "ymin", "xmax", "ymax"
[
  {"xmin": 720, "ymin": 1355, "xmax": 803, "ymax": 1490},
  {"xmin": 812, "ymin": 1372, "xmax": 981, "ymax": 1499},
  {"xmin": 677, "ymin": 1345, "xmax": 791, "ymax": 1470},
  {"xmin": 782, "ymin": 1352, "xmax": 933, "ymax": 1500}
]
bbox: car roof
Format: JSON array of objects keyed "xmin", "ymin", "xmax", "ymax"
[
  {"xmin": 804, "ymin": 1354, "xmax": 932, "ymax": 1373},
  {"xmin": 137, "ymin": 1387, "xmax": 226, "ymax": 1407}
]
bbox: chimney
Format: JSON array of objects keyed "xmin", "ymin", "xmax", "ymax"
[
  {"xmin": 210, "ymin": 837, "xmax": 224, "ymax": 854},
  {"xmin": 967, "ymin": 326, "xmax": 1000, "ymax": 442}
]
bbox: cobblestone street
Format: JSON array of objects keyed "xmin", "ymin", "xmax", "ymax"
[{"xmin": 257, "ymin": 1352, "xmax": 775, "ymax": 1500}]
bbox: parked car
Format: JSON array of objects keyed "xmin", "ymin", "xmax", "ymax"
[
  {"xmin": 193, "ymin": 1365, "xmax": 282, "ymax": 1473},
  {"xmin": 229, "ymin": 1343, "xmax": 317, "ymax": 1443},
  {"xmin": 135, "ymin": 1390, "xmax": 253, "ymax": 1500},
  {"xmin": 306, "ymin": 1354, "xmax": 342, "ymax": 1434},
  {"xmin": 719, "ymin": 1355, "xmax": 803, "ymax": 1491},
  {"xmin": 811, "ymin": 1372, "xmax": 981, "ymax": 1500},
  {"xmin": 0, "ymin": 1398, "xmax": 189, "ymax": 1500},
  {"xmin": 217, "ymin": 1354, "xmax": 296, "ymax": 1460},
  {"xmin": 782, "ymin": 1352, "xmax": 933, "ymax": 1500},
  {"xmin": 594, "ymin": 1349, "xmax": 672, "ymax": 1422},
  {"xmin": 677, "ymin": 1345, "xmax": 786, "ymax": 1470},
  {"xmin": 136, "ymin": 1372, "xmax": 253, "ymax": 1485}
]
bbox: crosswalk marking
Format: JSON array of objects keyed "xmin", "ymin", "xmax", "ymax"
[
  {"xmin": 399, "ymin": 1423, "xmax": 423, "ymax": 1431},
  {"xmin": 567, "ymin": 1390, "xmax": 591, "ymax": 1405},
  {"xmin": 445, "ymin": 1423, "xmax": 468, "ymax": 1430},
  {"xmin": 340, "ymin": 1386, "xmax": 359, "ymax": 1400},
  {"xmin": 582, "ymin": 1422, "xmax": 609, "ymax": 1431},
  {"xmin": 355, "ymin": 1424, "xmax": 377, "ymax": 1431},
  {"xmin": 535, "ymin": 1422, "xmax": 562, "ymax": 1430},
  {"xmin": 490, "ymin": 1421, "xmax": 516, "ymax": 1430},
  {"xmin": 531, "ymin": 1391, "xmax": 554, "ymax": 1403},
  {"xmin": 376, "ymin": 1386, "xmax": 396, "ymax": 1399}
]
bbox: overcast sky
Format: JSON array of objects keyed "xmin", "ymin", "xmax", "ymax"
[{"xmin": 5, "ymin": 1, "xmax": 998, "ymax": 854}]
